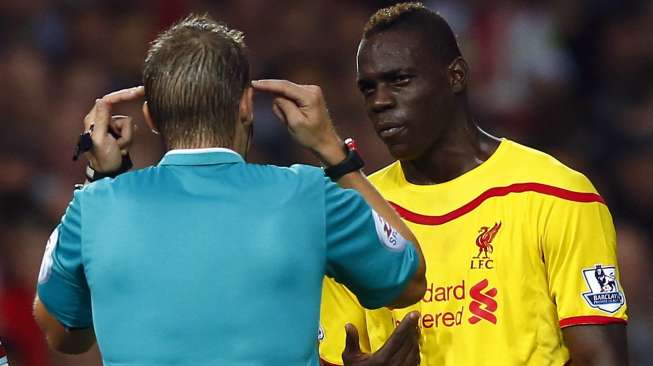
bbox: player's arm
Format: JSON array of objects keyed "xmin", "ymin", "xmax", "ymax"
[
  {"xmin": 540, "ymin": 175, "xmax": 628, "ymax": 365},
  {"xmin": 33, "ymin": 296, "xmax": 96, "ymax": 354},
  {"xmin": 251, "ymin": 79, "xmax": 426, "ymax": 307},
  {"xmin": 562, "ymin": 324, "xmax": 627, "ymax": 365}
]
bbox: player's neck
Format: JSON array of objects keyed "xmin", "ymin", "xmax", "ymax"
[{"xmin": 400, "ymin": 117, "xmax": 500, "ymax": 185}]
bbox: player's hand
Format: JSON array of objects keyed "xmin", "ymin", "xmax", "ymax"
[
  {"xmin": 342, "ymin": 311, "xmax": 421, "ymax": 366},
  {"xmin": 82, "ymin": 86, "xmax": 144, "ymax": 172},
  {"xmin": 251, "ymin": 79, "xmax": 346, "ymax": 166}
]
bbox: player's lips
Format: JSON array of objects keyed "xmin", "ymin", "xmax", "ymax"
[{"xmin": 377, "ymin": 123, "xmax": 407, "ymax": 139}]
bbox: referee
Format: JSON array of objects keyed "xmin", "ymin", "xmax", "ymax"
[{"xmin": 33, "ymin": 15, "xmax": 425, "ymax": 366}]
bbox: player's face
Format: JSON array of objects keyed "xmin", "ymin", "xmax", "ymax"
[{"xmin": 356, "ymin": 29, "xmax": 456, "ymax": 161}]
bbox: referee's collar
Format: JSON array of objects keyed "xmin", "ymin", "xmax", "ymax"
[{"xmin": 158, "ymin": 147, "xmax": 245, "ymax": 166}]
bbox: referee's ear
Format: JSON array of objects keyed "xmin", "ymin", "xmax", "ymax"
[
  {"xmin": 239, "ymin": 87, "xmax": 254, "ymax": 126},
  {"xmin": 142, "ymin": 102, "xmax": 159, "ymax": 133}
]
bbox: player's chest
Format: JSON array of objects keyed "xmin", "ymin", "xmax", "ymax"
[
  {"xmin": 406, "ymin": 203, "xmax": 542, "ymax": 273},
  {"xmin": 391, "ymin": 200, "xmax": 548, "ymax": 320}
]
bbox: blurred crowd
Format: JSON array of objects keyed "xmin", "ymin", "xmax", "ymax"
[{"xmin": 0, "ymin": 0, "xmax": 651, "ymax": 365}]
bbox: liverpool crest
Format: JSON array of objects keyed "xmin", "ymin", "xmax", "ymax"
[{"xmin": 470, "ymin": 222, "xmax": 501, "ymax": 270}]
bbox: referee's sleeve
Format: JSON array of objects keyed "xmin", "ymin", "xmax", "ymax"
[
  {"xmin": 323, "ymin": 178, "xmax": 419, "ymax": 309},
  {"xmin": 37, "ymin": 190, "xmax": 93, "ymax": 329}
]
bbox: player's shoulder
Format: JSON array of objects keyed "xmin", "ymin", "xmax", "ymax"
[
  {"xmin": 368, "ymin": 161, "xmax": 402, "ymax": 187},
  {"xmin": 504, "ymin": 140, "xmax": 597, "ymax": 194}
]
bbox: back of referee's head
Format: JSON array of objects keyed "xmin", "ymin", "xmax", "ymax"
[{"xmin": 143, "ymin": 14, "xmax": 251, "ymax": 150}]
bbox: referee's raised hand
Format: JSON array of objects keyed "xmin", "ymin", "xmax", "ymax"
[
  {"xmin": 251, "ymin": 79, "xmax": 347, "ymax": 167},
  {"xmin": 81, "ymin": 86, "xmax": 144, "ymax": 173}
]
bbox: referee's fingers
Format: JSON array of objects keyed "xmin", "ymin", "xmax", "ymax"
[
  {"xmin": 102, "ymin": 86, "xmax": 145, "ymax": 105},
  {"xmin": 111, "ymin": 115, "xmax": 134, "ymax": 153},
  {"xmin": 92, "ymin": 99, "xmax": 112, "ymax": 143},
  {"xmin": 83, "ymin": 100, "xmax": 99, "ymax": 132},
  {"xmin": 252, "ymin": 80, "xmax": 311, "ymax": 108},
  {"xmin": 273, "ymin": 97, "xmax": 304, "ymax": 126}
]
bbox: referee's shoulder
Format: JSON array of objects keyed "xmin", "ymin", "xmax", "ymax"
[
  {"xmin": 238, "ymin": 162, "xmax": 326, "ymax": 186},
  {"xmin": 76, "ymin": 166, "xmax": 157, "ymax": 196}
]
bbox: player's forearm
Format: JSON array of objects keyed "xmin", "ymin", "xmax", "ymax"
[
  {"xmin": 33, "ymin": 296, "xmax": 96, "ymax": 354},
  {"xmin": 563, "ymin": 324, "xmax": 628, "ymax": 366}
]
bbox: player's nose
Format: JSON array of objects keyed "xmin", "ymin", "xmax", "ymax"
[{"xmin": 371, "ymin": 84, "xmax": 396, "ymax": 113}]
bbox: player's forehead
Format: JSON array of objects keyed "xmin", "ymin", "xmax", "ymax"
[{"xmin": 357, "ymin": 29, "xmax": 431, "ymax": 78}]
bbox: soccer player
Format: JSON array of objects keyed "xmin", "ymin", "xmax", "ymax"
[
  {"xmin": 33, "ymin": 15, "xmax": 426, "ymax": 365},
  {"xmin": 319, "ymin": 3, "xmax": 628, "ymax": 365}
]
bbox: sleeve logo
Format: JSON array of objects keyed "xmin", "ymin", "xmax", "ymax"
[
  {"xmin": 581, "ymin": 264, "xmax": 625, "ymax": 313},
  {"xmin": 371, "ymin": 210, "xmax": 408, "ymax": 252},
  {"xmin": 38, "ymin": 227, "xmax": 59, "ymax": 284},
  {"xmin": 317, "ymin": 325, "xmax": 325, "ymax": 342}
]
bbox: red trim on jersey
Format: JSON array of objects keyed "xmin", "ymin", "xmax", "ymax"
[
  {"xmin": 320, "ymin": 359, "xmax": 342, "ymax": 366},
  {"xmin": 559, "ymin": 316, "xmax": 627, "ymax": 328},
  {"xmin": 389, "ymin": 182, "xmax": 605, "ymax": 225}
]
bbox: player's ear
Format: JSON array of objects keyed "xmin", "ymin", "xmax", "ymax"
[
  {"xmin": 239, "ymin": 86, "xmax": 254, "ymax": 127},
  {"xmin": 142, "ymin": 102, "xmax": 160, "ymax": 135},
  {"xmin": 448, "ymin": 57, "xmax": 468, "ymax": 94}
]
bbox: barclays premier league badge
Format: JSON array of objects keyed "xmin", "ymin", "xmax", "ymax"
[{"xmin": 581, "ymin": 264, "xmax": 625, "ymax": 313}]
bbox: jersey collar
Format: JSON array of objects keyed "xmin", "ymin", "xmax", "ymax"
[{"xmin": 158, "ymin": 147, "xmax": 245, "ymax": 166}]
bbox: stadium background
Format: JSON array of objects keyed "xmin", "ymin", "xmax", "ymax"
[{"xmin": 0, "ymin": 0, "xmax": 651, "ymax": 364}]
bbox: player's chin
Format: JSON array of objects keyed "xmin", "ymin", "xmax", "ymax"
[{"xmin": 387, "ymin": 143, "xmax": 419, "ymax": 161}]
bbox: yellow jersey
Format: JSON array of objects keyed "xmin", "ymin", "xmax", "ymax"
[{"xmin": 319, "ymin": 139, "xmax": 627, "ymax": 365}]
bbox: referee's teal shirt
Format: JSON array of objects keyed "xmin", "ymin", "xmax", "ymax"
[{"xmin": 37, "ymin": 148, "xmax": 419, "ymax": 366}]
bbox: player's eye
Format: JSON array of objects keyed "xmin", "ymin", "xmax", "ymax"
[
  {"xmin": 358, "ymin": 82, "xmax": 375, "ymax": 96},
  {"xmin": 390, "ymin": 74, "xmax": 412, "ymax": 86}
]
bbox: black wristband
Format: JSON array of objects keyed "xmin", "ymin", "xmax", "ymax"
[
  {"xmin": 324, "ymin": 138, "xmax": 364, "ymax": 181},
  {"xmin": 85, "ymin": 154, "xmax": 133, "ymax": 182}
]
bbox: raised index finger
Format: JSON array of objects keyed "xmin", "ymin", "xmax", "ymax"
[
  {"xmin": 102, "ymin": 86, "xmax": 145, "ymax": 105},
  {"xmin": 251, "ymin": 79, "xmax": 311, "ymax": 107}
]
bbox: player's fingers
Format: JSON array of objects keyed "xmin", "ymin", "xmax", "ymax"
[
  {"xmin": 273, "ymin": 97, "xmax": 304, "ymax": 126},
  {"xmin": 342, "ymin": 323, "xmax": 362, "ymax": 358},
  {"xmin": 102, "ymin": 86, "xmax": 145, "ymax": 105},
  {"xmin": 387, "ymin": 322, "xmax": 420, "ymax": 366},
  {"xmin": 386, "ymin": 311, "xmax": 420, "ymax": 347},
  {"xmin": 252, "ymin": 80, "xmax": 314, "ymax": 107},
  {"xmin": 398, "ymin": 335, "xmax": 421, "ymax": 366}
]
